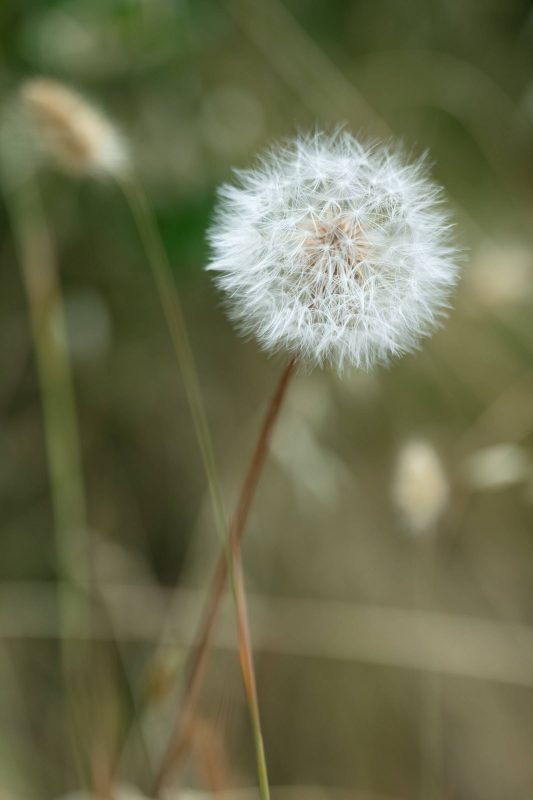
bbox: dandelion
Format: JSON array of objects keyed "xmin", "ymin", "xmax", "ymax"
[
  {"xmin": 208, "ymin": 131, "xmax": 459, "ymax": 371},
  {"xmin": 161, "ymin": 131, "xmax": 460, "ymax": 793},
  {"xmin": 393, "ymin": 439, "xmax": 449, "ymax": 535},
  {"xmin": 20, "ymin": 77, "xmax": 127, "ymax": 176}
]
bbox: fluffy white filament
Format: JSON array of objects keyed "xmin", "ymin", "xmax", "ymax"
[{"xmin": 207, "ymin": 132, "xmax": 459, "ymax": 371}]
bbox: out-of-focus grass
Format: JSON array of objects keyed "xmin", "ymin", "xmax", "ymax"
[{"xmin": 1, "ymin": 0, "xmax": 533, "ymax": 798}]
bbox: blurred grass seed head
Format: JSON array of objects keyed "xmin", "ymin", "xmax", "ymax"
[
  {"xmin": 18, "ymin": 77, "xmax": 128, "ymax": 178},
  {"xmin": 463, "ymin": 444, "xmax": 530, "ymax": 491},
  {"xmin": 393, "ymin": 439, "xmax": 449, "ymax": 535}
]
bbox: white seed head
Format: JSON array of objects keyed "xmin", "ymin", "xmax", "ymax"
[
  {"xmin": 207, "ymin": 131, "xmax": 459, "ymax": 372},
  {"xmin": 19, "ymin": 77, "xmax": 128, "ymax": 177},
  {"xmin": 393, "ymin": 439, "xmax": 449, "ymax": 534}
]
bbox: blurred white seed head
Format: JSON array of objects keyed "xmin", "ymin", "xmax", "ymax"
[
  {"xmin": 207, "ymin": 131, "xmax": 459, "ymax": 372},
  {"xmin": 464, "ymin": 444, "xmax": 530, "ymax": 491},
  {"xmin": 18, "ymin": 77, "xmax": 128, "ymax": 177},
  {"xmin": 393, "ymin": 439, "xmax": 449, "ymax": 535}
]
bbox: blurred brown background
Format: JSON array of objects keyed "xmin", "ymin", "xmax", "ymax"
[{"xmin": 1, "ymin": 1, "xmax": 533, "ymax": 798}]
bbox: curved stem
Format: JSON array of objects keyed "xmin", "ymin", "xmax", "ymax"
[{"xmin": 153, "ymin": 355, "xmax": 297, "ymax": 796}]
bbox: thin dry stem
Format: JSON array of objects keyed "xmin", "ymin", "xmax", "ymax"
[
  {"xmin": 231, "ymin": 548, "xmax": 271, "ymax": 800},
  {"xmin": 191, "ymin": 717, "xmax": 232, "ymax": 792},
  {"xmin": 153, "ymin": 355, "xmax": 297, "ymax": 795},
  {"xmin": 5, "ymin": 176, "xmax": 90, "ymax": 783}
]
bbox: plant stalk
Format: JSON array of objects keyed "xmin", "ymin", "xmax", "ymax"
[
  {"xmin": 6, "ymin": 175, "xmax": 90, "ymax": 782},
  {"xmin": 153, "ymin": 355, "xmax": 297, "ymax": 794},
  {"xmin": 7, "ymin": 175, "xmax": 152, "ymax": 794}
]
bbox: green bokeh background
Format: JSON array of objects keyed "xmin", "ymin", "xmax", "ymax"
[{"xmin": 1, "ymin": 1, "xmax": 533, "ymax": 798}]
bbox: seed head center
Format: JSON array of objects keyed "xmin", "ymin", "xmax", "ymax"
[{"xmin": 306, "ymin": 217, "xmax": 367, "ymax": 277}]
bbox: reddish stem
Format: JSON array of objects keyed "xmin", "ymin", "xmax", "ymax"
[{"xmin": 153, "ymin": 356, "xmax": 297, "ymax": 795}]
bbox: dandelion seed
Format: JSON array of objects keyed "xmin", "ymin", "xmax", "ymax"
[
  {"xmin": 207, "ymin": 131, "xmax": 459, "ymax": 372},
  {"xmin": 19, "ymin": 77, "xmax": 127, "ymax": 177},
  {"xmin": 393, "ymin": 439, "xmax": 449, "ymax": 534}
]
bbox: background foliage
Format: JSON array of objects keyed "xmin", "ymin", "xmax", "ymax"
[{"xmin": 1, "ymin": 1, "xmax": 533, "ymax": 798}]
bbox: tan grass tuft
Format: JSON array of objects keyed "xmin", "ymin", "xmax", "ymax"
[
  {"xmin": 393, "ymin": 438, "xmax": 449, "ymax": 535},
  {"xmin": 20, "ymin": 77, "xmax": 127, "ymax": 177}
]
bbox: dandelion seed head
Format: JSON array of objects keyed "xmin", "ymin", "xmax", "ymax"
[
  {"xmin": 207, "ymin": 131, "xmax": 459, "ymax": 372},
  {"xmin": 19, "ymin": 77, "xmax": 128, "ymax": 177},
  {"xmin": 393, "ymin": 439, "xmax": 449, "ymax": 535}
]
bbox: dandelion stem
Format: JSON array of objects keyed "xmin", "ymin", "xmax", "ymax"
[{"xmin": 152, "ymin": 355, "xmax": 297, "ymax": 795}]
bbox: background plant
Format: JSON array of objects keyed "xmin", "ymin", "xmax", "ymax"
[{"xmin": 1, "ymin": 1, "xmax": 533, "ymax": 799}]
